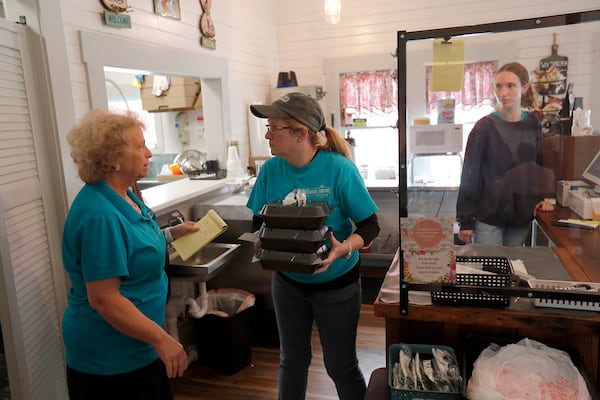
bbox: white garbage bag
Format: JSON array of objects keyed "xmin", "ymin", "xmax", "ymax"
[{"xmin": 467, "ymin": 338, "xmax": 591, "ymax": 400}]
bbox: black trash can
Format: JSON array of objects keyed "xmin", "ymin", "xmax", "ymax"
[{"xmin": 194, "ymin": 289, "xmax": 255, "ymax": 375}]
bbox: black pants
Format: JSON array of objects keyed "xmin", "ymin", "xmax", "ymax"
[{"xmin": 67, "ymin": 358, "xmax": 173, "ymax": 400}]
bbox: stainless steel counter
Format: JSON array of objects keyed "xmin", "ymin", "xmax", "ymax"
[{"xmin": 141, "ymin": 177, "xmax": 228, "ymax": 216}]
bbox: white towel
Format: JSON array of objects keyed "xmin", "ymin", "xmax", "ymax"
[{"xmin": 152, "ymin": 75, "xmax": 171, "ymax": 96}]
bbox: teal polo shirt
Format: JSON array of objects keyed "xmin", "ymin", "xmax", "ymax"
[{"xmin": 61, "ymin": 181, "xmax": 168, "ymax": 375}]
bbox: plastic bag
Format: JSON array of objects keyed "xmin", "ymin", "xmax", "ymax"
[
  {"xmin": 205, "ymin": 288, "xmax": 255, "ymax": 317},
  {"xmin": 379, "ymin": 248, "xmax": 401, "ymax": 303},
  {"xmin": 467, "ymin": 338, "xmax": 591, "ymax": 400}
]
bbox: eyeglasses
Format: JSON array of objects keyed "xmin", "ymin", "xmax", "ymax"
[{"xmin": 265, "ymin": 124, "xmax": 293, "ymax": 133}]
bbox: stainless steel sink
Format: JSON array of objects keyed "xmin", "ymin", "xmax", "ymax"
[{"xmin": 168, "ymin": 243, "xmax": 241, "ymax": 281}]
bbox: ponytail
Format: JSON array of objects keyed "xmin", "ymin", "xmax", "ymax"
[
  {"xmin": 522, "ymin": 82, "xmax": 539, "ymax": 110},
  {"xmin": 286, "ymin": 119, "xmax": 351, "ymax": 159},
  {"xmin": 317, "ymin": 126, "xmax": 351, "ymax": 159}
]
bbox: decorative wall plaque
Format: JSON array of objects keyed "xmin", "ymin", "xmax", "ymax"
[
  {"xmin": 100, "ymin": 0, "xmax": 128, "ymax": 13},
  {"xmin": 154, "ymin": 0, "xmax": 181, "ymax": 20},
  {"xmin": 199, "ymin": 0, "xmax": 216, "ymax": 49}
]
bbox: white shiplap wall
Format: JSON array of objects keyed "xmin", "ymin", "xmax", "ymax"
[
  {"xmin": 0, "ymin": 1, "xmax": 596, "ymax": 398},
  {"xmin": 274, "ymin": 0, "xmax": 599, "ymax": 130},
  {"xmin": 56, "ymin": 0, "xmax": 278, "ymax": 199},
  {"xmin": 274, "ymin": 0, "xmax": 599, "ymax": 86},
  {"xmin": 52, "ymin": 0, "xmax": 598, "ymax": 197}
]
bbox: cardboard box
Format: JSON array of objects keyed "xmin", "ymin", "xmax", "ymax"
[{"xmin": 141, "ymin": 76, "xmax": 201, "ymax": 112}]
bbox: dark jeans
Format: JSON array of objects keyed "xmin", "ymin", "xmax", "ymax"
[
  {"xmin": 67, "ymin": 358, "xmax": 173, "ymax": 400},
  {"xmin": 272, "ymin": 271, "xmax": 366, "ymax": 400}
]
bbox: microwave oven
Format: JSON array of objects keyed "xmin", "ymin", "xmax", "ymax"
[{"xmin": 409, "ymin": 124, "xmax": 463, "ymax": 155}]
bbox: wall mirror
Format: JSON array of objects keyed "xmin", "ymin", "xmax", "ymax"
[
  {"xmin": 104, "ymin": 67, "xmax": 209, "ymax": 187},
  {"xmin": 80, "ymin": 31, "xmax": 231, "ymax": 187},
  {"xmin": 397, "ymin": 10, "xmax": 600, "ymax": 216}
]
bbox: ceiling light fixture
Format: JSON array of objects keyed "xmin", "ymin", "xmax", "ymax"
[{"xmin": 324, "ymin": 0, "xmax": 341, "ymax": 24}]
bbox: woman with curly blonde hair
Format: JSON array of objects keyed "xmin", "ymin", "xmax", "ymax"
[{"xmin": 62, "ymin": 109, "xmax": 197, "ymax": 400}]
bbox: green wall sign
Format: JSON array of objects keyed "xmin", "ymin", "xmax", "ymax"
[{"xmin": 104, "ymin": 11, "xmax": 131, "ymax": 28}]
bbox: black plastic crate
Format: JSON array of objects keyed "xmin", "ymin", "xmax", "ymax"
[
  {"xmin": 431, "ymin": 256, "xmax": 513, "ymax": 307},
  {"xmin": 463, "ymin": 334, "xmax": 599, "ymax": 399},
  {"xmin": 256, "ymin": 248, "xmax": 321, "ymax": 274},
  {"xmin": 259, "ymin": 225, "xmax": 329, "ymax": 253},
  {"xmin": 259, "ymin": 201, "xmax": 332, "ymax": 230}
]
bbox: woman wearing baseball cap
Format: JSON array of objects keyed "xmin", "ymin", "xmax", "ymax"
[{"xmin": 247, "ymin": 92, "xmax": 380, "ymax": 400}]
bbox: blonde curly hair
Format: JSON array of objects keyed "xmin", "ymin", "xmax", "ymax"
[{"xmin": 67, "ymin": 109, "xmax": 146, "ymax": 183}]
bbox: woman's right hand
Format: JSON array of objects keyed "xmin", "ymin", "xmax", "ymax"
[
  {"xmin": 458, "ymin": 229, "xmax": 473, "ymax": 244},
  {"xmin": 170, "ymin": 221, "xmax": 200, "ymax": 241},
  {"xmin": 154, "ymin": 333, "xmax": 188, "ymax": 378},
  {"xmin": 87, "ymin": 277, "xmax": 189, "ymax": 378}
]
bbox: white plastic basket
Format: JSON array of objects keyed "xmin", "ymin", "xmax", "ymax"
[{"xmin": 528, "ymin": 279, "xmax": 600, "ymax": 311}]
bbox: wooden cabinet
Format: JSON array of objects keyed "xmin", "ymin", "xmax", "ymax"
[
  {"xmin": 543, "ymin": 135, "xmax": 600, "ymax": 181},
  {"xmin": 141, "ymin": 75, "xmax": 201, "ymax": 112}
]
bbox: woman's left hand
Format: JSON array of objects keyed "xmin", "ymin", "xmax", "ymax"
[
  {"xmin": 169, "ymin": 221, "xmax": 199, "ymax": 241},
  {"xmin": 535, "ymin": 200, "xmax": 555, "ymax": 213}
]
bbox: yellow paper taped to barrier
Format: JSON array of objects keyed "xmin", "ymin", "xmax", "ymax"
[{"xmin": 431, "ymin": 39, "xmax": 465, "ymax": 92}]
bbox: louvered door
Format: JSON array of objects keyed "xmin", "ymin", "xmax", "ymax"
[{"xmin": 0, "ymin": 18, "xmax": 68, "ymax": 400}]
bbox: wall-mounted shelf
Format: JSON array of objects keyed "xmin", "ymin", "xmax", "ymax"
[{"xmin": 141, "ymin": 75, "xmax": 201, "ymax": 112}]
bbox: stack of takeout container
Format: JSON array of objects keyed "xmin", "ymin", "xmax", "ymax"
[{"xmin": 255, "ymin": 201, "xmax": 332, "ymax": 274}]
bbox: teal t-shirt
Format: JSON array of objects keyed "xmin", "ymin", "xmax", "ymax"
[
  {"xmin": 61, "ymin": 181, "xmax": 168, "ymax": 375},
  {"xmin": 247, "ymin": 150, "xmax": 378, "ymax": 284}
]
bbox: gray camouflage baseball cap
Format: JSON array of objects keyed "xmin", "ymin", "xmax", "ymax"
[{"xmin": 250, "ymin": 92, "xmax": 326, "ymax": 133}]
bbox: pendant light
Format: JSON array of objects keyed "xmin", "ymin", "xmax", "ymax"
[{"xmin": 324, "ymin": 0, "xmax": 341, "ymax": 24}]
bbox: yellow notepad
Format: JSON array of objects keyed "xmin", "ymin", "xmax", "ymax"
[{"xmin": 172, "ymin": 209, "xmax": 228, "ymax": 261}]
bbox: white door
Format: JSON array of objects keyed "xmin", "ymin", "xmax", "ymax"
[{"xmin": 0, "ymin": 17, "xmax": 68, "ymax": 400}]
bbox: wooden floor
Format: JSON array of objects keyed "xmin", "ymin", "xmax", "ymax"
[{"xmin": 172, "ymin": 304, "xmax": 387, "ymax": 400}]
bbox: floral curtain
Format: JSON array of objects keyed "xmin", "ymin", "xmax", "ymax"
[
  {"xmin": 425, "ymin": 60, "xmax": 497, "ymax": 113},
  {"xmin": 340, "ymin": 70, "xmax": 398, "ymax": 116}
]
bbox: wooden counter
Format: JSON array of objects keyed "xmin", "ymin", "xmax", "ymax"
[
  {"xmin": 374, "ymin": 293, "xmax": 600, "ymax": 387},
  {"xmin": 533, "ymin": 206, "xmax": 600, "ymax": 281},
  {"xmin": 374, "ymin": 243, "xmax": 600, "ymax": 387}
]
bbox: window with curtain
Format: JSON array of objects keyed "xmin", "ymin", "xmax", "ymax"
[
  {"xmin": 425, "ymin": 60, "xmax": 497, "ymax": 113},
  {"xmin": 340, "ymin": 69, "xmax": 398, "ymax": 116},
  {"xmin": 338, "ymin": 69, "xmax": 399, "ymax": 187}
]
